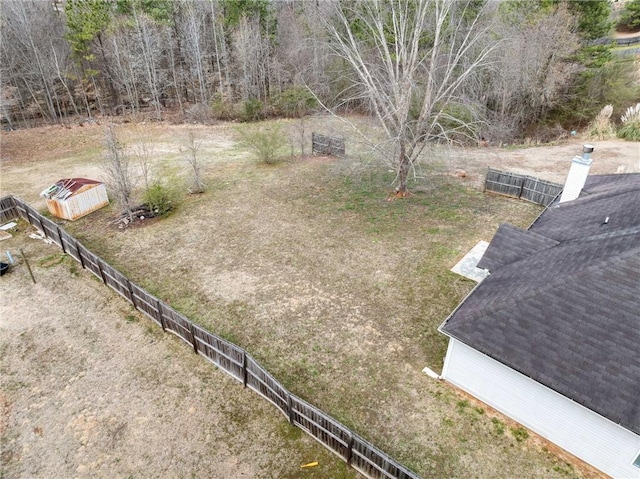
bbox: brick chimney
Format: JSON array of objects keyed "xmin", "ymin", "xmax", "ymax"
[{"xmin": 559, "ymin": 145, "xmax": 594, "ymax": 204}]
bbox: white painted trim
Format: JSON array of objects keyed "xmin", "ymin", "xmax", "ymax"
[{"xmin": 440, "ymin": 338, "xmax": 455, "ymax": 380}]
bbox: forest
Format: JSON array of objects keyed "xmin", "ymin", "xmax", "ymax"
[{"xmin": 1, "ymin": 0, "xmax": 639, "ymax": 143}]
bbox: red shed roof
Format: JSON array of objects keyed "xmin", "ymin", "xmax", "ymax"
[{"xmin": 40, "ymin": 178, "xmax": 103, "ymax": 200}]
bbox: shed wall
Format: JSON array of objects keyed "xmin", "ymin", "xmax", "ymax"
[
  {"xmin": 47, "ymin": 184, "xmax": 109, "ymax": 220},
  {"xmin": 442, "ymin": 339, "xmax": 640, "ymax": 479}
]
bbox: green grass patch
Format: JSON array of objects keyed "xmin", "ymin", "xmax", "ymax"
[
  {"xmin": 492, "ymin": 417, "xmax": 505, "ymax": 436},
  {"xmin": 37, "ymin": 253, "xmax": 67, "ymax": 268},
  {"xmin": 511, "ymin": 426, "xmax": 530, "ymax": 443}
]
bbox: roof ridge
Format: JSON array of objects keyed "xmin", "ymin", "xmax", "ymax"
[
  {"xmin": 459, "ymin": 241, "xmax": 639, "ymax": 325},
  {"xmin": 563, "ymin": 225, "xmax": 640, "ymax": 244}
]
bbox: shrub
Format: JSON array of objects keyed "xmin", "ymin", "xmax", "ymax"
[
  {"xmin": 618, "ymin": 0, "xmax": 640, "ymax": 31},
  {"xmin": 273, "ymin": 86, "xmax": 317, "ymax": 117},
  {"xmin": 210, "ymin": 93, "xmax": 235, "ymax": 121},
  {"xmin": 185, "ymin": 103, "xmax": 212, "ymax": 123},
  {"xmin": 587, "ymin": 104, "xmax": 615, "ymax": 139},
  {"xmin": 238, "ymin": 124, "xmax": 287, "ymax": 165},
  {"xmin": 552, "ymin": 59, "xmax": 640, "ymax": 125},
  {"xmin": 240, "ymin": 98, "xmax": 265, "ymax": 122},
  {"xmin": 491, "ymin": 418, "xmax": 505, "ymax": 436},
  {"xmin": 617, "ymin": 103, "xmax": 640, "ymax": 141},
  {"xmin": 143, "ymin": 180, "xmax": 181, "ymax": 217}
]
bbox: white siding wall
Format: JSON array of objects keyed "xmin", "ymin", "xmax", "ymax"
[
  {"xmin": 442, "ymin": 339, "xmax": 640, "ymax": 479},
  {"xmin": 48, "ymin": 184, "xmax": 109, "ymax": 220}
]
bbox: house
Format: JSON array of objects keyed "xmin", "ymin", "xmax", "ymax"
[
  {"xmin": 438, "ymin": 149, "xmax": 640, "ymax": 478},
  {"xmin": 40, "ymin": 178, "xmax": 109, "ymax": 221}
]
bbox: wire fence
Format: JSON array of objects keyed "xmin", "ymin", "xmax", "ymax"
[
  {"xmin": 0, "ymin": 195, "xmax": 422, "ymax": 479},
  {"xmin": 484, "ymin": 168, "xmax": 563, "ymax": 207}
]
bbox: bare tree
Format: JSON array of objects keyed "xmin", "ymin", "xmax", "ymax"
[
  {"xmin": 1, "ymin": 0, "xmax": 73, "ymax": 123},
  {"xmin": 324, "ymin": 0, "xmax": 497, "ymax": 196},
  {"xmin": 130, "ymin": 125, "xmax": 154, "ymax": 190},
  {"xmin": 232, "ymin": 15, "xmax": 272, "ymax": 102},
  {"xmin": 131, "ymin": 6, "xmax": 166, "ymax": 120},
  {"xmin": 184, "ymin": 130, "xmax": 206, "ymax": 193},
  {"xmin": 482, "ymin": 3, "xmax": 581, "ymax": 142},
  {"xmin": 179, "ymin": 1, "xmax": 209, "ymax": 106},
  {"xmin": 102, "ymin": 124, "xmax": 136, "ymax": 222}
]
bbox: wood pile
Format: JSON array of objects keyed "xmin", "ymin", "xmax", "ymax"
[{"xmin": 110, "ymin": 205, "xmax": 157, "ymax": 228}]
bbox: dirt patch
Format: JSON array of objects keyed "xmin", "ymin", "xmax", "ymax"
[{"xmin": 455, "ymin": 138, "xmax": 640, "ymax": 184}]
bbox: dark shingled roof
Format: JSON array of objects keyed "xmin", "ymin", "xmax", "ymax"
[
  {"xmin": 440, "ymin": 173, "xmax": 640, "ymax": 435},
  {"xmin": 477, "ymin": 223, "xmax": 559, "ymax": 271}
]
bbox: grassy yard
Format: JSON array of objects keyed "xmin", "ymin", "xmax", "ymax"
[{"xmin": 0, "ymin": 118, "xmax": 594, "ymax": 478}]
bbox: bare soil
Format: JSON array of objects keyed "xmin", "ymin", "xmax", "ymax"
[{"xmin": 2, "ymin": 118, "xmax": 635, "ymax": 479}]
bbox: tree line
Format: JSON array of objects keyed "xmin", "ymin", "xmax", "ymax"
[{"xmin": 1, "ymin": 0, "xmax": 638, "ymax": 144}]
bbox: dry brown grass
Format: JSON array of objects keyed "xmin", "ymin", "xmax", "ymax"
[
  {"xmin": 0, "ymin": 223, "xmax": 356, "ymax": 479},
  {"xmin": 0, "ymin": 118, "xmax": 617, "ymax": 479}
]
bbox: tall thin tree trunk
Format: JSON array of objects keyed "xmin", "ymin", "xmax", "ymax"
[
  {"xmin": 210, "ymin": 0, "xmax": 224, "ymax": 95},
  {"xmin": 397, "ymin": 142, "xmax": 410, "ymax": 196}
]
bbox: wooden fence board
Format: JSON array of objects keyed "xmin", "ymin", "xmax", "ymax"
[
  {"xmin": 521, "ymin": 177, "xmax": 562, "ymax": 206},
  {"xmin": 159, "ymin": 303, "xmax": 195, "ymax": 346},
  {"xmin": 484, "ymin": 168, "xmax": 562, "ymax": 206},
  {"xmin": 192, "ymin": 324, "xmax": 245, "ymax": 382},
  {"xmin": 0, "ymin": 196, "xmax": 18, "ymax": 223},
  {"xmin": 59, "ymin": 229, "xmax": 81, "ymax": 262},
  {"xmin": 100, "ymin": 261, "xmax": 133, "ymax": 302},
  {"xmin": 129, "ymin": 282, "xmax": 163, "ymax": 327},
  {"xmin": 245, "ymin": 354, "xmax": 289, "ymax": 418},
  {"xmin": 23, "ymin": 204, "xmax": 44, "ymax": 232},
  {"xmin": 351, "ymin": 435, "xmax": 421, "ymax": 479},
  {"xmin": 484, "ymin": 168, "xmax": 523, "ymax": 198},
  {"xmin": 38, "ymin": 216, "xmax": 63, "ymax": 248},
  {"xmin": 290, "ymin": 395, "xmax": 351, "ymax": 462},
  {"xmin": 76, "ymin": 244, "xmax": 103, "ymax": 280}
]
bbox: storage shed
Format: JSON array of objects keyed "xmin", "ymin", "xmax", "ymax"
[{"xmin": 40, "ymin": 178, "xmax": 109, "ymax": 220}]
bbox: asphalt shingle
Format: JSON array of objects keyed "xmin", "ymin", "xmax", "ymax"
[{"xmin": 440, "ymin": 173, "xmax": 640, "ymax": 435}]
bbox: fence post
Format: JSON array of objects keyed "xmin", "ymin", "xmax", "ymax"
[
  {"xmin": 242, "ymin": 352, "xmax": 248, "ymax": 388},
  {"xmin": 97, "ymin": 258, "xmax": 107, "ymax": 284},
  {"xmin": 125, "ymin": 279, "xmax": 135, "ymax": 306},
  {"xmin": 15, "ymin": 199, "xmax": 27, "ymax": 222},
  {"xmin": 189, "ymin": 321, "xmax": 198, "ymax": 354},
  {"xmin": 156, "ymin": 299, "xmax": 166, "ymax": 332},
  {"xmin": 34, "ymin": 209, "xmax": 45, "ymax": 234},
  {"xmin": 346, "ymin": 434, "xmax": 354, "ymax": 466},
  {"xmin": 287, "ymin": 394, "xmax": 295, "ymax": 425},
  {"xmin": 76, "ymin": 239, "xmax": 86, "ymax": 269},
  {"xmin": 56, "ymin": 226, "xmax": 66, "ymax": 254},
  {"xmin": 517, "ymin": 176, "xmax": 525, "ymax": 200}
]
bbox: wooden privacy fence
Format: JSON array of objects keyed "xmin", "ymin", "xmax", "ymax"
[
  {"xmin": 1, "ymin": 196, "xmax": 422, "ymax": 479},
  {"xmin": 0, "ymin": 196, "xmax": 18, "ymax": 224},
  {"xmin": 484, "ymin": 168, "xmax": 563, "ymax": 207},
  {"xmin": 312, "ymin": 132, "xmax": 345, "ymax": 157}
]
